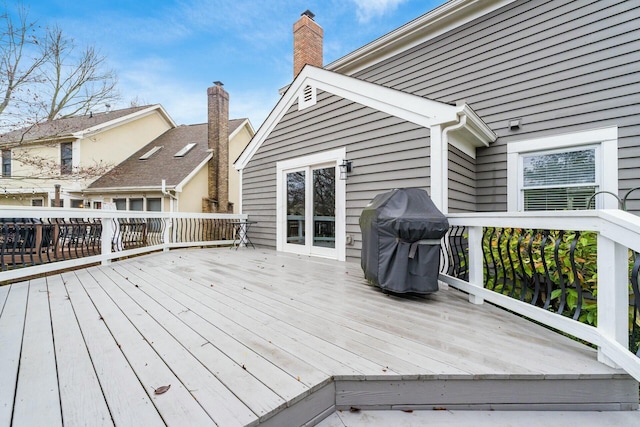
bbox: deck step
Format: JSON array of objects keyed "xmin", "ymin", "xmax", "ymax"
[
  {"xmin": 261, "ymin": 375, "xmax": 638, "ymax": 426},
  {"xmin": 316, "ymin": 409, "xmax": 640, "ymax": 427},
  {"xmin": 333, "ymin": 375, "xmax": 639, "ymax": 412}
]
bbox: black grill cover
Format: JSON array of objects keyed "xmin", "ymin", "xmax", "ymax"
[{"xmin": 359, "ymin": 188, "xmax": 449, "ymax": 294}]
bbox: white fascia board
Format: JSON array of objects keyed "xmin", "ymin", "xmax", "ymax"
[
  {"xmin": 82, "ymin": 186, "xmax": 167, "ymax": 194},
  {"xmin": 72, "ymin": 104, "xmax": 176, "ymax": 139},
  {"xmin": 234, "ymin": 66, "xmax": 459, "ymax": 170},
  {"xmin": 229, "ymin": 119, "xmax": 255, "ymax": 141},
  {"xmin": 311, "ymin": 67, "xmax": 458, "ymax": 127},
  {"xmin": 175, "ymin": 153, "xmax": 213, "ymax": 192},
  {"xmin": 326, "ymin": 0, "xmax": 518, "ymax": 75}
]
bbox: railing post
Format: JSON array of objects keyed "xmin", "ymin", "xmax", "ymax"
[
  {"xmin": 163, "ymin": 218, "xmax": 172, "ymax": 252},
  {"xmin": 467, "ymin": 225, "xmax": 484, "ymax": 305},
  {"xmin": 596, "ymin": 233, "xmax": 629, "ymax": 367},
  {"xmin": 101, "ymin": 217, "xmax": 114, "ymax": 266}
]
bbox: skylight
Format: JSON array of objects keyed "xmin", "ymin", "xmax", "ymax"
[
  {"xmin": 174, "ymin": 143, "xmax": 196, "ymax": 157},
  {"xmin": 139, "ymin": 146, "xmax": 162, "ymax": 160}
]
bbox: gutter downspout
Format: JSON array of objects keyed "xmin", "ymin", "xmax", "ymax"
[
  {"xmin": 436, "ymin": 114, "xmax": 467, "ymax": 214},
  {"xmin": 161, "ymin": 179, "xmax": 179, "ymax": 212}
]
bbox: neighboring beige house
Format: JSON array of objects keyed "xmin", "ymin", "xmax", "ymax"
[
  {"xmin": 86, "ymin": 118, "xmax": 253, "ymax": 213},
  {"xmin": 0, "ymin": 83, "xmax": 253, "ymax": 213},
  {"xmin": 0, "ymin": 105, "xmax": 175, "ymax": 208}
]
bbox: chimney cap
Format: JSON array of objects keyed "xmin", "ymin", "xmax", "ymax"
[
  {"xmin": 214, "ymin": 81, "xmax": 224, "ymax": 87},
  {"xmin": 301, "ymin": 10, "xmax": 315, "ymax": 20}
]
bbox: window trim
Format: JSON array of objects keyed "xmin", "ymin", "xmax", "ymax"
[
  {"xmin": 276, "ymin": 148, "xmax": 346, "ymax": 261},
  {"xmin": 507, "ymin": 127, "xmax": 618, "ymax": 211}
]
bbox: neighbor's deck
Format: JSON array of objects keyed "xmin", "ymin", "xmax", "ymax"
[{"xmin": 0, "ymin": 248, "xmax": 636, "ymax": 426}]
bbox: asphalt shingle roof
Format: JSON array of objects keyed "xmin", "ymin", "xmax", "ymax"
[
  {"xmin": 0, "ymin": 105, "xmax": 156, "ymax": 145},
  {"xmin": 88, "ymin": 119, "xmax": 246, "ymax": 190}
]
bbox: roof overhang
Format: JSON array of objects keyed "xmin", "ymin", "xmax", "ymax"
[
  {"xmin": 81, "ymin": 185, "xmax": 169, "ymax": 194},
  {"xmin": 326, "ymin": 0, "xmax": 518, "ymax": 75},
  {"xmin": 74, "ymin": 104, "xmax": 176, "ymax": 139},
  {"xmin": 235, "ymin": 65, "xmax": 495, "ymax": 170},
  {"xmin": 229, "ymin": 118, "xmax": 255, "ymax": 141}
]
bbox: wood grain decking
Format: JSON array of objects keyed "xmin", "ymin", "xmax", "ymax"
[{"xmin": 0, "ymin": 248, "xmax": 637, "ymax": 426}]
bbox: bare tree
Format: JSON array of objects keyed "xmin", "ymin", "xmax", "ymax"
[
  {"xmin": 0, "ymin": 4, "xmax": 119, "ymax": 129},
  {"xmin": 0, "ymin": 5, "xmax": 48, "ymax": 122},
  {"xmin": 42, "ymin": 26, "xmax": 119, "ymax": 121}
]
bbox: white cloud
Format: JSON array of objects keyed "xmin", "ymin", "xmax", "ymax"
[{"xmin": 351, "ymin": 0, "xmax": 408, "ymax": 23}]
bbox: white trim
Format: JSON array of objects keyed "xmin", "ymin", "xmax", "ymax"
[
  {"xmin": 229, "ymin": 118, "xmax": 254, "ymax": 141},
  {"xmin": 276, "ymin": 148, "xmax": 346, "ymax": 261},
  {"xmin": 235, "ymin": 66, "xmax": 494, "ymax": 171},
  {"xmin": 430, "ymin": 125, "xmax": 445, "ymax": 212},
  {"xmin": 72, "ymin": 105, "xmax": 176, "ymax": 139},
  {"xmin": 326, "ymin": 0, "xmax": 518, "ymax": 75},
  {"xmin": 507, "ymin": 127, "xmax": 618, "ymax": 211},
  {"xmin": 175, "ymin": 153, "xmax": 213, "ymax": 192}
]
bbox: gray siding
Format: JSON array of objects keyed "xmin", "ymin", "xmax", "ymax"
[
  {"xmin": 243, "ymin": 0, "xmax": 640, "ymax": 260},
  {"xmin": 353, "ymin": 0, "xmax": 640, "ymax": 212},
  {"xmin": 242, "ymin": 89, "xmax": 429, "ymax": 257},
  {"xmin": 448, "ymin": 146, "xmax": 476, "ymax": 213}
]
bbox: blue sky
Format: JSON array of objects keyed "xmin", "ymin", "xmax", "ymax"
[{"xmin": 24, "ymin": 0, "xmax": 445, "ymax": 128}]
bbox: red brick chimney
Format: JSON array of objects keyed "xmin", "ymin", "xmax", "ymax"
[
  {"xmin": 206, "ymin": 81, "xmax": 231, "ymax": 213},
  {"xmin": 293, "ymin": 10, "xmax": 323, "ymax": 78}
]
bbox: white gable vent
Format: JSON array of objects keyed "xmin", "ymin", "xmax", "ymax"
[
  {"xmin": 139, "ymin": 146, "xmax": 162, "ymax": 160},
  {"xmin": 174, "ymin": 142, "xmax": 197, "ymax": 157},
  {"xmin": 298, "ymin": 84, "xmax": 316, "ymax": 110}
]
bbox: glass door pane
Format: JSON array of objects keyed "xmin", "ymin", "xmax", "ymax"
[
  {"xmin": 313, "ymin": 166, "xmax": 335, "ymax": 248},
  {"xmin": 287, "ymin": 171, "xmax": 305, "ymax": 245}
]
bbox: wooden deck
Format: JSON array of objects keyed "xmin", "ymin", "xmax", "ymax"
[{"xmin": 0, "ymin": 248, "xmax": 637, "ymax": 426}]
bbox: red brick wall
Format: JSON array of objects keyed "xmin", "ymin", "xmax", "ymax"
[{"xmin": 293, "ymin": 14, "xmax": 323, "ymax": 78}]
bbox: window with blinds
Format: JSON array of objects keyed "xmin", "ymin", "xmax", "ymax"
[{"xmin": 521, "ymin": 147, "xmax": 597, "ymax": 211}]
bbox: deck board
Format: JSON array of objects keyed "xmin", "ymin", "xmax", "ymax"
[
  {"xmin": 1, "ymin": 247, "xmax": 636, "ymax": 427},
  {"xmin": 98, "ymin": 265, "xmax": 286, "ymax": 419},
  {"xmin": 12, "ymin": 278, "xmax": 62, "ymax": 427},
  {"xmin": 83, "ymin": 267, "xmax": 247, "ymax": 427},
  {"xmin": 62, "ymin": 270, "xmax": 165, "ymax": 426},
  {"xmin": 47, "ymin": 274, "xmax": 113, "ymax": 427},
  {"xmin": 0, "ymin": 283, "xmax": 29, "ymax": 426}
]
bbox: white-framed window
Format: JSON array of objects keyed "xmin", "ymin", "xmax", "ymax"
[
  {"xmin": 31, "ymin": 198, "xmax": 43, "ymax": 207},
  {"xmin": 507, "ymin": 127, "xmax": 618, "ymax": 211}
]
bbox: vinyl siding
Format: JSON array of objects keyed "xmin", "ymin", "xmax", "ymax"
[
  {"xmin": 242, "ymin": 90, "xmax": 429, "ymax": 257},
  {"xmin": 448, "ymin": 146, "xmax": 476, "ymax": 213},
  {"xmin": 242, "ymin": 0, "xmax": 640, "ymax": 260},
  {"xmin": 352, "ymin": 0, "xmax": 640, "ymax": 213}
]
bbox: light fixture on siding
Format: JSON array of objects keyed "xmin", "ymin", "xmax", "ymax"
[{"xmin": 339, "ymin": 159, "xmax": 352, "ymax": 180}]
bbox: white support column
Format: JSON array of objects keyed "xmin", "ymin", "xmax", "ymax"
[
  {"xmin": 596, "ymin": 233, "xmax": 629, "ymax": 367},
  {"xmin": 430, "ymin": 125, "xmax": 446, "ymax": 212},
  {"xmin": 101, "ymin": 217, "xmax": 114, "ymax": 266},
  {"xmin": 467, "ymin": 225, "xmax": 484, "ymax": 305}
]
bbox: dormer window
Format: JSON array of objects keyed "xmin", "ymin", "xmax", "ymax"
[
  {"xmin": 139, "ymin": 146, "xmax": 162, "ymax": 160},
  {"xmin": 298, "ymin": 84, "xmax": 316, "ymax": 110},
  {"xmin": 174, "ymin": 143, "xmax": 196, "ymax": 157}
]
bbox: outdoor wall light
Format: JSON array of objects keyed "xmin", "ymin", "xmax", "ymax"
[{"xmin": 339, "ymin": 159, "xmax": 352, "ymax": 180}]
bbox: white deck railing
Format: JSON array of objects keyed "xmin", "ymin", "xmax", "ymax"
[
  {"xmin": 0, "ymin": 206, "xmax": 247, "ymax": 284},
  {"xmin": 443, "ymin": 209, "xmax": 640, "ymax": 381}
]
